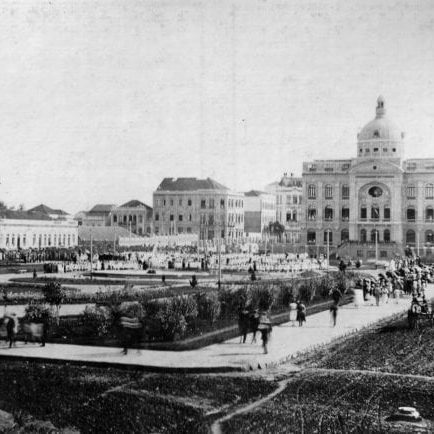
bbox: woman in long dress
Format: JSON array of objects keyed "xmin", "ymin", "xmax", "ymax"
[{"xmin": 289, "ymin": 299, "xmax": 297, "ymax": 326}]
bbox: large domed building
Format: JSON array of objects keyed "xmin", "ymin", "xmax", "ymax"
[{"xmin": 301, "ymin": 96, "xmax": 434, "ymax": 260}]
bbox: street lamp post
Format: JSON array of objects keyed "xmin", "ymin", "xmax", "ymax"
[{"xmin": 327, "ymin": 229, "xmax": 330, "ymax": 272}]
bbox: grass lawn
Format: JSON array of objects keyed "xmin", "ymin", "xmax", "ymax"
[
  {"xmin": 223, "ymin": 370, "xmax": 434, "ymax": 433},
  {"xmin": 294, "ymin": 313, "xmax": 434, "ymax": 376},
  {"xmin": 0, "ymin": 360, "xmax": 276, "ymax": 433}
]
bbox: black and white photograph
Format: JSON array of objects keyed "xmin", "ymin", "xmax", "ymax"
[{"xmin": 0, "ymin": 0, "xmax": 434, "ymax": 432}]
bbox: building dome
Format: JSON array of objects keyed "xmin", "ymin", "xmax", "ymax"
[{"xmin": 358, "ymin": 96, "xmax": 402, "ymax": 142}]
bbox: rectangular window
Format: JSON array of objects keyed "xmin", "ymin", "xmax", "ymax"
[
  {"xmin": 200, "ymin": 200, "xmax": 206, "ymax": 209},
  {"xmin": 209, "ymin": 199, "xmax": 215, "ymax": 209},
  {"xmin": 220, "ymin": 199, "xmax": 225, "ymax": 208},
  {"xmin": 170, "ymin": 214, "xmax": 174, "ymax": 221},
  {"xmin": 361, "ymin": 207, "xmax": 367, "ymax": 219},
  {"xmin": 187, "ymin": 199, "xmax": 192, "ymax": 206},
  {"xmin": 155, "ymin": 213, "xmax": 159, "ymax": 221},
  {"xmin": 178, "ymin": 214, "xmax": 183, "ymax": 221},
  {"xmin": 384, "ymin": 207, "xmax": 390, "ymax": 220},
  {"xmin": 186, "ymin": 227, "xmax": 191, "ymax": 233},
  {"xmin": 407, "ymin": 186, "xmax": 416, "ymax": 198},
  {"xmin": 380, "ymin": 250, "xmax": 388, "ymax": 258},
  {"xmin": 178, "ymin": 227, "xmax": 183, "ymax": 233},
  {"xmin": 371, "ymin": 206, "xmax": 379, "ymax": 220},
  {"xmin": 293, "ymin": 195, "xmax": 297, "ymax": 204},
  {"xmin": 163, "ymin": 199, "xmax": 166, "ymax": 206},
  {"xmin": 342, "ymin": 185, "xmax": 350, "ymax": 200}
]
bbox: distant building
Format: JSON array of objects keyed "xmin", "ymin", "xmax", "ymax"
[
  {"xmin": 301, "ymin": 96, "xmax": 434, "ymax": 260},
  {"xmin": 0, "ymin": 207, "xmax": 78, "ymax": 250},
  {"xmin": 153, "ymin": 177, "xmax": 244, "ymax": 241},
  {"xmin": 78, "ymin": 204, "xmax": 117, "ymax": 227},
  {"xmin": 110, "ymin": 200, "xmax": 153, "ymax": 236},
  {"xmin": 243, "ymin": 190, "xmax": 276, "ymax": 240},
  {"xmin": 265, "ymin": 173, "xmax": 303, "ymax": 244}
]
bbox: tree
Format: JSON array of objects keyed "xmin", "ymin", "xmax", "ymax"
[
  {"xmin": 42, "ymin": 281, "xmax": 65, "ymax": 321},
  {"xmin": 267, "ymin": 221, "xmax": 286, "ymax": 243}
]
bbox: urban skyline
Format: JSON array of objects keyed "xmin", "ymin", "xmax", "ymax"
[{"xmin": 1, "ymin": 0, "xmax": 434, "ymax": 215}]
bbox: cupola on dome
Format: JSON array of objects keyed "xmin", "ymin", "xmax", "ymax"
[{"xmin": 358, "ymin": 96, "xmax": 403, "ymax": 142}]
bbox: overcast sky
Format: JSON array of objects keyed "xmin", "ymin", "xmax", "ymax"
[{"xmin": 1, "ymin": 0, "xmax": 434, "ymax": 214}]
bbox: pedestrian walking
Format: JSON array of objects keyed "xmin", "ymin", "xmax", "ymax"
[
  {"xmin": 288, "ymin": 299, "xmax": 297, "ymax": 326},
  {"xmin": 120, "ymin": 315, "xmax": 142, "ymax": 355},
  {"xmin": 296, "ymin": 300, "xmax": 306, "ymax": 327},
  {"xmin": 330, "ymin": 303, "xmax": 338, "ymax": 327},
  {"xmin": 257, "ymin": 312, "xmax": 272, "ymax": 354},
  {"xmin": 238, "ymin": 307, "xmax": 250, "ymax": 344},
  {"xmin": 6, "ymin": 313, "xmax": 18, "ymax": 348}
]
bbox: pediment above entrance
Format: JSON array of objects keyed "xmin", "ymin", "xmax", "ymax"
[{"xmin": 349, "ymin": 159, "xmax": 403, "ymax": 176}]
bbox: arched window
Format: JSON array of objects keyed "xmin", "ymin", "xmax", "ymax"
[
  {"xmin": 324, "ymin": 230, "xmax": 333, "ymax": 244},
  {"xmin": 406, "ymin": 230, "xmax": 416, "ymax": 245},
  {"xmin": 341, "ymin": 207, "xmax": 349, "ymax": 221},
  {"xmin": 307, "ymin": 208, "xmax": 316, "ymax": 221},
  {"xmin": 371, "ymin": 229, "xmax": 379, "ymax": 243},
  {"xmin": 325, "ymin": 184, "xmax": 333, "ymax": 199},
  {"xmin": 407, "ymin": 207, "xmax": 416, "ymax": 221},
  {"xmin": 426, "ymin": 207, "xmax": 434, "ymax": 221},
  {"xmin": 307, "ymin": 230, "xmax": 316, "ymax": 244},
  {"xmin": 342, "ymin": 185, "xmax": 350, "ymax": 200},
  {"xmin": 324, "ymin": 206, "xmax": 334, "ymax": 221},
  {"xmin": 384, "ymin": 229, "xmax": 390, "ymax": 243},
  {"xmin": 406, "ymin": 185, "xmax": 416, "ymax": 199},
  {"xmin": 426, "ymin": 184, "xmax": 434, "ymax": 199},
  {"xmin": 341, "ymin": 229, "xmax": 349, "ymax": 243},
  {"xmin": 360, "ymin": 229, "xmax": 367, "ymax": 243},
  {"xmin": 371, "ymin": 206, "xmax": 379, "ymax": 220},
  {"xmin": 426, "ymin": 230, "xmax": 434, "ymax": 244},
  {"xmin": 308, "ymin": 184, "xmax": 316, "ymax": 199}
]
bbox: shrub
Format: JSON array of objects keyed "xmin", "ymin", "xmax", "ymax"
[
  {"xmin": 82, "ymin": 306, "xmax": 111, "ymax": 337},
  {"xmin": 195, "ymin": 292, "xmax": 221, "ymax": 324},
  {"xmin": 218, "ymin": 285, "xmax": 250, "ymax": 318},
  {"xmin": 23, "ymin": 302, "xmax": 52, "ymax": 323},
  {"xmin": 250, "ymin": 283, "xmax": 275, "ymax": 311},
  {"xmin": 154, "ymin": 301, "xmax": 188, "ymax": 341}
]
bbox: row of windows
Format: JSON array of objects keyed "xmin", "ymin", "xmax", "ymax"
[
  {"xmin": 113, "ymin": 214, "xmax": 148, "ymax": 224},
  {"xmin": 358, "ymin": 147, "xmax": 397, "ymax": 154},
  {"xmin": 3, "ymin": 233, "xmax": 76, "ymax": 248},
  {"xmin": 307, "ymin": 185, "xmax": 350, "ymax": 200},
  {"xmin": 276, "ymin": 195, "xmax": 302, "ymax": 205},
  {"xmin": 155, "ymin": 213, "xmax": 193, "ymax": 222},
  {"xmin": 406, "ymin": 184, "xmax": 434, "ymax": 199},
  {"xmin": 307, "ymin": 206, "xmax": 434, "ymax": 222},
  {"xmin": 155, "ymin": 198, "xmax": 243, "ymax": 209},
  {"xmin": 155, "ymin": 227, "xmax": 193, "ymax": 235},
  {"xmin": 306, "ymin": 229, "xmax": 434, "ymax": 245}
]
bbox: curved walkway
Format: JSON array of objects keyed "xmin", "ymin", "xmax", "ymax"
[{"xmin": 0, "ymin": 286, "xmax": 429, "ymax": 373}]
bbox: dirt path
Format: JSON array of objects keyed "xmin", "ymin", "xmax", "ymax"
[{"xmin": 209, "ymin": 372, "xmax": 298, "ymax": 434}]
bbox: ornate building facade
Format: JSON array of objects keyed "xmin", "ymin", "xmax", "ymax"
[{"xmin": 301, "ymin": 96, "xmax": 434, "ymax": 259}]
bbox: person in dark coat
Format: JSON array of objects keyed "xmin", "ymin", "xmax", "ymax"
[
  {"xmin": 296, "ymin": 301, "xmax": 306, "ymax": 327},
  {"xmin": 6, "ymin": 314, "xmax": 18, "ymax": 348},
  {"xmin": 238, "ymin": 308, "xmax": 250, "ymax": 344},
  {"xmin": 257, "ymin": 312, "xmax": 272, "ymax": 354}
]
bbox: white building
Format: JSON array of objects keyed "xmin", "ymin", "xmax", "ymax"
[
  {"xmin": 243, "ymin": 190, "xmax": 276, "ymax": 240},
  {"xmin": 0, "ymin": 207, "xmax": 78, "ymax": 250},
  {"xmin": 265, "ymin": 173, "xmax": 303, "ymax": 244}
]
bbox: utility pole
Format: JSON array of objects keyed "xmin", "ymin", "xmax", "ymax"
[
  {"xmin": 90, "ymin": 229, "xmax": 93, "ymax": 280},
  {"xmin": 375, "ymin": 229, "xmax": 378, "ymax": 262},
  {"xmin": 327, "ymin": 230, "xmax": 330, "ymax": 272}
]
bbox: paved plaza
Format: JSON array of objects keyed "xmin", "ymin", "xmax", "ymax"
[{"xmin": 0, "ymin": 285, "xmax": 429, "ymax": 373}]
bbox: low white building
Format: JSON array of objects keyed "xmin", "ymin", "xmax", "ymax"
[{"xmin": 0, "ymin": 207, "xmax": 78, "ymax": 250}]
